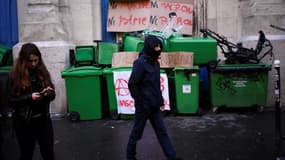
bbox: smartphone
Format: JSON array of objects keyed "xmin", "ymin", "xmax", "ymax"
[{"xmin": 39, "ymin": 90, "xmax": 46, "ymax": 95}]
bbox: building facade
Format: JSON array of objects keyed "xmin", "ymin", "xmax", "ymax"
[{"xmin": 13, "ymin": 0, "xmax": 285, "ymax": 114}]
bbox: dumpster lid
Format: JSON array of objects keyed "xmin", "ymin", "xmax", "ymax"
[
  {"xmin": 0, "ymin": 44, "xmax": 10, "ymax": 54},
  {"xmin": 169, "ymin": 37, "xmax": 217, "ymax": 43},
  {"xmin": 103, "ymin": 67, "xmax": 167, "ymax": 75},
  {"xmin": 173, "ymin": 66, "xmax": 199, "ymax": 71},
  {"xmin": 61, "ymin": 66, "xmax": 102, "ymax": 77},
  {"xmin": 0, "ymin": 44, "xmax": 12, "ymax": 67},
  {"xmin": 103, "ymin": 67, "xmax": 132, "ymax": 75},
  {"xmin": 0, "ymin": 66, "xmax": 12, "ymax": 73},
  {"xmin": 111, "ymin": 67, "xmax": 132, "ymax": 71},
  {"xmin": 212, "ymin": 63, "xmax": 272, "ymax": 73}
]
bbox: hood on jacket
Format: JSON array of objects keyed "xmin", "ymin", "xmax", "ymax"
[{"xmin": 142, "ymin": 35, "xmax": 163, "ymax": 60}]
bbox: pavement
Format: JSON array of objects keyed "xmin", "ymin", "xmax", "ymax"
[{"xmin": 1, "ymin": 107, "xmax": 285, "ymax": 160}]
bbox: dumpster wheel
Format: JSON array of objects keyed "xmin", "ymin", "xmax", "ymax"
[
  {"xmin": 110, "ymin": 111, "xmax": 120, "ymax": 120},
  {"xmin": 196, "ymin": 108, "xmax": 203, "ymax": 116},
  {"xmin": 212, "ymin": 106, "xmax": 220, "ymax": 114},
  {"xmin": 256, "ymin": 105, "xmax": 264, "ymax": 113},
  {"xmin": 69, "ymin": 111, "xmax": 80, "ymax": 122}
]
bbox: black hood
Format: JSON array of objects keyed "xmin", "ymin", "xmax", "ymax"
[{"xmin": 142, "ymin": 35, "xmax": 163, "ymax": 59}]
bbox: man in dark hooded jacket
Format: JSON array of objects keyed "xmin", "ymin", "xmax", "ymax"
[{"xmin": 126, "ymin": 35, "xmax": 180, "ymax": 160}]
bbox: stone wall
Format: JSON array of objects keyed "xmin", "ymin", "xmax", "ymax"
[{"xmin": 17, "ymin": 0, "xmax": 69, "ymax": 42}]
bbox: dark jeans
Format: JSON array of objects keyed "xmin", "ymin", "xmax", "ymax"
[
  {"xmin": 126, "ymin": 105, "xmax": 176, "ymax": 159},
  {"xmin": 14, "ymin": 115, "xmax": 55, "ymax": 160}
]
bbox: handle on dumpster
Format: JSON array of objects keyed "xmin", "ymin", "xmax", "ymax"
[
  {"xmin": 69, "ymin": 49, "xmax": 76, "ymax": 67},
  {"xmin": 112, "ymin": 66, "xmax": 133, "ymax": 70},
  {"xmin": 66, "ymin": 66, "xmax": 98, "ymax": 72},
  {"xmin": 183, "ymin": 69, "xmax": 198, "ymax": 81},
  {"xmin": 0, "ymin": 48, "xmax": 12, "ymax": 67}
]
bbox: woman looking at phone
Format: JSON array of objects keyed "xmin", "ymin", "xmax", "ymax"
[{"xmin": 9, "ymin": 43, "xmax": 56, "ymax": 160}]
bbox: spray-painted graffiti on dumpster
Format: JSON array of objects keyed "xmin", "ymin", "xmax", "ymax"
[{"xmin": 113, "ymin": 71, "xmax": 170, "ymax": 114}]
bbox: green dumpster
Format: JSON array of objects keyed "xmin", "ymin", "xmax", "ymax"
[
  {"xmin": 75, "ymin": 46, "xmax": 95, "ymax": 66},
  {"xmin": 102, "ymin": 67, "xmax": 118, "ymax": 118},
  {"xmin": 167, "ymin": 37, "xmax": 217, "ymax": 65},
  {"xmin": 0, "ymin": 70, "xmax": 10, "ymax": 115},
  {"xmin": 0, "ymin": 66, "xmax": 12, "ymax": 73},
  {"xmin": 98, "ymin": 42, "xmax": 119, "ymax": 65},
  {"xmin": 103, "ymin": 67, "xmax": 133, "ymax": 119},
  {"xmin": 123, "ymin": 36, "xmax": 144, "ymax": 52},
  {"xmin": 61, "ymin": 66, "xmax": 102, "ymax": 120},
  {"xmin": 0, "ymin": 44, "xmax": 13, "ymax": 66},
  {"xmin": 0, "ymin": 66, "xmax": 11, "ymax": 94},
  {"xmin": 169, "ymin": 66, "xmax": 200, "ymax": 114},
  {"xmin": 209, "ymin": 63, "xmax": 271, "ymax": 109}
]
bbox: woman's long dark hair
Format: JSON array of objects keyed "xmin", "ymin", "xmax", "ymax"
[{"xmin": 10, "ymin": 43, "xmax": 54, "ymax": 95}]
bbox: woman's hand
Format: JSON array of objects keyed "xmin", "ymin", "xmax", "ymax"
[
  {"xmin": 39, "ymin": 86, "xmax": 54, "ymax": 96},
  {"xmin": 45, "ymin": 86, "xmax": 54, "ymax": 95},
  {"xmin": 32, "ymin": 92, "xmax": 42, "ymax": 100}
]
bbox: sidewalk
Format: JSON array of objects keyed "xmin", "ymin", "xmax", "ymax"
[{"xmin": 1, "ymin": 108, "xmax": 284, "ymax": 160}]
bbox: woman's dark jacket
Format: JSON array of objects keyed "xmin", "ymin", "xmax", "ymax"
[{"xmin": 9, "ymin": 70, "xmax": 55, "ymax": 120}]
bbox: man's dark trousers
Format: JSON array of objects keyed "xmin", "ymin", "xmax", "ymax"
[{"xmin": 126, "ymin": 105, "xmax": 176, "ymax": 159}]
